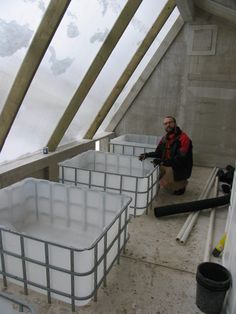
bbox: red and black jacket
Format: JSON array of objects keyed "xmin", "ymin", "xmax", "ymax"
[{"xmin": 146, "ymin": 127, "xmax": 193, "ymax": 181}]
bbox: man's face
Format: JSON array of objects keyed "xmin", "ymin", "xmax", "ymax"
[{"xmin": 163, "ymin": 117, "xmax": 176, "ymax": 133}]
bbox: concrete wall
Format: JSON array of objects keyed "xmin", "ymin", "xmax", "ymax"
[
  {"xmin": 212, "ymin": 0, "xmax": 236, "ymax": 10},
  {"xmin": 115, "ymin": 8, "xmax": 236, "ymax": 168}
]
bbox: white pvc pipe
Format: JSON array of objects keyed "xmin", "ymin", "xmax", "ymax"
[
  {"xmin": 176, "ymin": 167, "xmax": 217, "ymax": 242},
  {"xmin": 179, "ymin": 211, "xmax": 201, "ymax": 244},
  {"xmin": 176, "ymin": 212, "xmax": 194, "ymax": 242},
  {"xmin": 203, "ymin": 176, "xmax": 219, "ymax": 262},
  {"xmin": 202, "ymin": 168, "xmax": 218, "ymax": 199},
  {"xmin": 179, "ymin": 168, "xmax": 218, "ymax": 244}
]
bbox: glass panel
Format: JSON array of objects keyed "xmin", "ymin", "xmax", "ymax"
[
  {"xmin": 0, "ymin": 0, "xmax": 126, "ymax": 164},
  {"xmin": 0, "ymin": 0, "xmax": 50, "ymax": 112},
  {"xmin": 97, "ymin": 8, "xmax": 180, "ymax": 134},
  {"xmin": 62, "ymin": 0, "xmax": 169, "ymax": 144}
]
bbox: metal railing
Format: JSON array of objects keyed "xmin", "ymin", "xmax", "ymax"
[
  {"xmin": 0, "ymin": 291, "xmax": 36, "ymax": 313},
  {"xmin": 0, "ymin": 196, "xmax": 131, "ymax": 312},
  {"xmin": 60, "ymin": 163, "xmax": 159, "ymax": 217},
  {"xmin": 109, "ymin": 142, "xmax": 155, "ymax": 156}
]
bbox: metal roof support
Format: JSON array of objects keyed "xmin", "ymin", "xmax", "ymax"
[
  {"xmin": 0, "ymin": 0, "xmax": 71, "ymax": 152},
  {"xmin": 84, "ymin": 0, "xmax": 176, "ymax": 139},
  {"xmin": 47, "ymin": 0, "xmax": 143, "ymax": 152}
]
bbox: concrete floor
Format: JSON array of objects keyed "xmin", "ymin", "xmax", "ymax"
[{"xmin": 0, "ymin": 166, "xmax": 228, "ymax": 314}]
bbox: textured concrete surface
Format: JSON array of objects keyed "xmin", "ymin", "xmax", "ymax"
[{"xmin": 0, "ymin": 166, "xmax": 228, "ymax": 313}]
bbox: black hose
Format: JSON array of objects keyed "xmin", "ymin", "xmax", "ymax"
[{"xmin": 154, "ymin": 194, "xmax": 230, "ymax": 217}]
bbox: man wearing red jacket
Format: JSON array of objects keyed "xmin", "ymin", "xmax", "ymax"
[{"xmin": 139, "ymin": 116, "xmax": 193, "ymax": 195}]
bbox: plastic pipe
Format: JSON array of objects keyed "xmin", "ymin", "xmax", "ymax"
[
  {"xmin": 176, "ymin": 167, "xmax": 217, "ymax": 241},
  {"xmin": 179, "ymin": 167, "xmax": 218, "ymax": 244},
  {"xmin": 203, "ymin": 176, "xmax": 219, "ymax": 262},
  {"xmin": 203, "ymin": 208, "xmax": 216, "ymax": 261},
  {"xmin": 154, "ymin": 194, "xmax": 229, "ymax": 217},
  {"xmin": 154, "ymin": 194, "xmax": 230, "ymax": 217},
  {"xmin": 176, "ymin": 167, "xmax": 217, "ymax": 242},
  {"xmin": 180, "ymin": 168, "xmax": 218, "ymax": 244},
  {"xmin": 176, "ymin": 212, "xmax": 195, "ymax": 241}
]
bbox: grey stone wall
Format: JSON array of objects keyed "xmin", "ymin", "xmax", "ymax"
[{"xmin": 115, "ymin": 9, "xmax": 236, "ymax": 168}]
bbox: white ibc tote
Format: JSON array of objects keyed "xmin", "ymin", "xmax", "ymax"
[
  {"xmin": 59, "ymin": 150, "xmax": 159, "ymax": 217},
  {"xmin": 0, "ymin": 178, "xmax": 131, "ymax": 310},
  {"xmin": 109, "ymin": 134, "xmax": 161, "ymax": 156}
]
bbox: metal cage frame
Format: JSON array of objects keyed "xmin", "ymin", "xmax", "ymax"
[{"xmin": 0, "ymin": 197, "xmax": 131, "ymax": 312}]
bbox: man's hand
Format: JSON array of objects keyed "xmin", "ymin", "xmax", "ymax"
[
  {"xmin": 139, "ymin": 153, "xmax": 147, "ymax": 161},
  {"xmin": 152, "ymin": 158, "xmax": 162, "ymax": 166}
]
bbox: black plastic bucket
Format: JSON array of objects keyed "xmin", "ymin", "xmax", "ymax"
[{"xmin": 196, "ymin": 262, "xmax": 231, "ymax": 314}]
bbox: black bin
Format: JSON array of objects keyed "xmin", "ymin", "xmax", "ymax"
[{"xmin": 196, "ymin": 262, "xmax": 231, "ymax": 314}]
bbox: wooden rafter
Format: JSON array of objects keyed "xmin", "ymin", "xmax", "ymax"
[
  {"xmin": 84, "ymin": 0, "xmax": 176, "ymax": 139},
  {"xmin": 106, "ymin": 16, "xmax": 184, "ymax": 133},
  {"xmin": 47, "ymin": 0, "xmax": 143, "ymax": 152},
  {"xmin": 0, "ymin": 0, "xmax": 71, "ymax": 152}
]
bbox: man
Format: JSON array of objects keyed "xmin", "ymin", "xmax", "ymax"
[{"xmin": 139, "ymin": 116, "xmax": 193, "ymax": 195}]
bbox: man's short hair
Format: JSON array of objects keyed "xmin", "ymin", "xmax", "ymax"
[{"xmin": 165, "ymin": 116, "xmax": 176, "ymax": 124}]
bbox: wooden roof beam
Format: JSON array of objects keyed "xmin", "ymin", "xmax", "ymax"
[
  {"xmin": 106, "ymin": 16, "xmax": 184, "ymax": 133},
  {"xmin": 84, "ymin": 0, "xmax": 176, "ymax": 139},
  {"xmin": 47, "ymin": 0, "xmax": 143, "ymax": 152},
  {"xmin": 0, "ymin": 0, "xmax": 71, "ymax": 152}
]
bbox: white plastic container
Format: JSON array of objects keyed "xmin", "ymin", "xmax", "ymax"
[
  {"xmin": 109, "ymin": 134, "xmax": 161, "ymax": 156},
  {"xmin": 0, "ymin": 178, "xmax": 131, "ymax": 309},
  {"xmin": 59, "ymin": 150, "xmax": 159, "ymax": 216}
]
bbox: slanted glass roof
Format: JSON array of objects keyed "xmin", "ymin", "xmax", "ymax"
[
  {"xmin": 62, "ymin": 0, "xmax": 169, "ymax": 144},
  {"xmin": 0, "ymin": 0, "xmax": 126, "ymax": 162},
  {"xmin": 0, "ymin": 0, "xmax": 50, "ymax": 112},
  {"xmin": 0, "ymin": 0, "xmax": 178, "ymax": 164}
]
